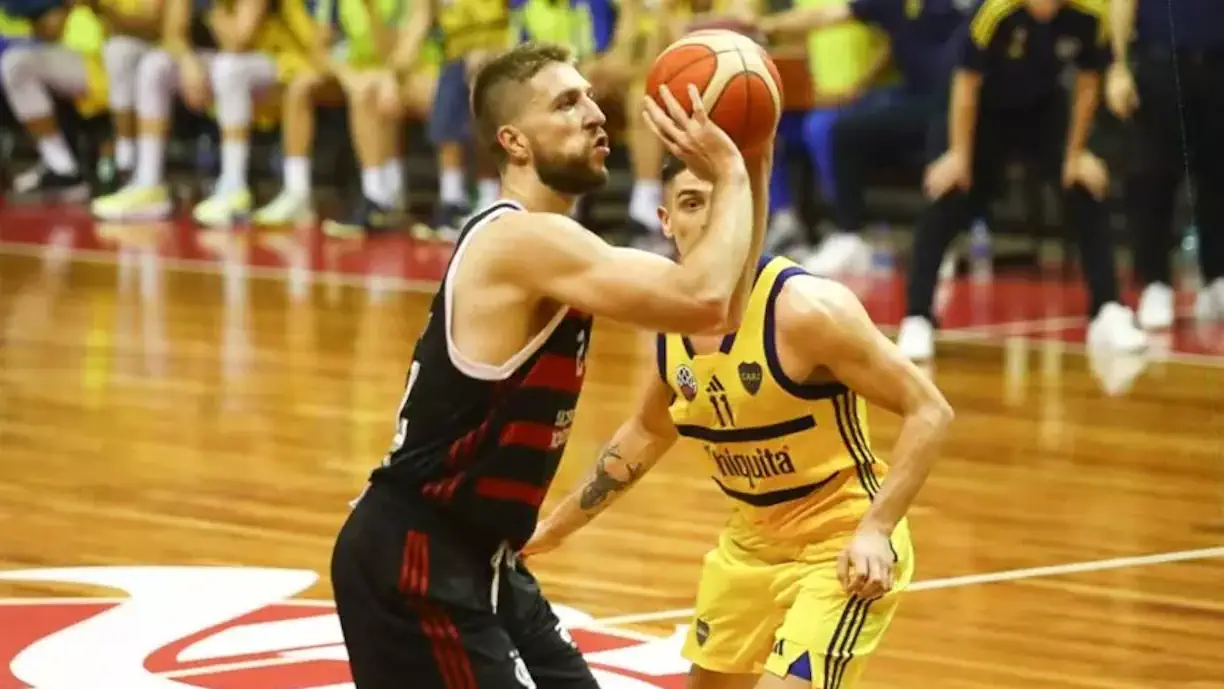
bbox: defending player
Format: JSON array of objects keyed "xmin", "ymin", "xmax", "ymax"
[
  {"xmin": 329, "ymin": 42, "xmax": 770, "ymax": 689},
  {"xmin": 524, "ymin": 154, "xmax": 954, "ymax": 689}
]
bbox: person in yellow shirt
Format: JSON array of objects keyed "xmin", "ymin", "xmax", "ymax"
[
  {"xmin": 254, "ymin": 0, "xmax": 439, "ymax": 233},
  {"xmin": 90, "ymin": 0, "xmax": 309, "ymax": 225},
  {"xmin": 0, "ymin": 1, "xmax": 106, "ymax": 198},
  {"xmin": 526, "ymin": 155, "xmax": 954, "ymax": 689}
]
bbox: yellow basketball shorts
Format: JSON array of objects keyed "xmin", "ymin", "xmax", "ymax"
[{"xmin": 680, "ymin": 519, "xmax": 915, "ymax": 688}]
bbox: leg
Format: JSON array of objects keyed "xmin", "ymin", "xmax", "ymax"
[
  {"xmin": 759, "ymin": 521, "xmax": 916, "ymax": 689},
  {"xmin": 1126, "ymin": 52, "xmax": 1186, "ymax": 328},
  {"xmin": 321, "ymin": 76, "xmax": 405, "ymax": 238},
  {"xmin": 500, "ymin": 563, "xmax": 598, "ymax": 689},
  {"xmin": 429, "ymin": 60, "xmax": 474, "ymax": 232},
  {"xmin": 0, "ymin": 44, "xmax": 87, "ymax": 190},
  {"xmin": 1185, "ymin": 55, "xmax": 1224, "ymax": 317},
  {"xmin": 102, "ymin": 35, "xmax": 150, "ymax": 174},
  {"xmin": 332, "ymin": 495, "xmax": 555, "ymax": 689},
  {"xmin": 252, "ymin": 69, "xmax": 334, "ymax": 225},
  {"xmin": 625, "ymin": 76, "xmax": 666, "ymax": 236}
]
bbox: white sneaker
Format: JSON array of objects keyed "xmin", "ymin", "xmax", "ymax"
[
  {"xmin": 193, "ymin": 188, "xmax": 252, "ymax": 228},
  {"xmin": 1193, "ymin": 278, "xmax": 1224, "ymax": 321},
  {"xmin": 1087, "ymin": 302, "xmax": 1148, "ymax": 352},
  {"xmin": 1136, "ymin": 282, "xmax": 1175, "ymax": 330},
  {"xmin": 802, "ymin": 233, "xmax": 872, "ymax": 276},
  {"xmin": 897, "ymin": 315, "xmax": 935, "ymax": 360},
  {"xmin": 253, "ymin": 190, "xmax": 314, "ymax": 226}
]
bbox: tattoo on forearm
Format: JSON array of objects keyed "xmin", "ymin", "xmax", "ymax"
[{"xmin": 578, "ymin": 444, "xmax": 643, "ymax": 512}]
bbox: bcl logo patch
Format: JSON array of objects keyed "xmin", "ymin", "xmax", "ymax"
[
  {"xmin": 676, "ymin": 364, "xmax": 698, "ymax": 401},
  {"xmin": 737, "ymin": 362, "xmax": 762, "ymax": 395},
  {"xmin": 0, "ymin": 566, "xmax": 690, "ymax": 689}
]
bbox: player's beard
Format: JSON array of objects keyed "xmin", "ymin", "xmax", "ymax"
[{"xmin": 533, "ymin": 144, "xmax": 607, "ymax": 196}]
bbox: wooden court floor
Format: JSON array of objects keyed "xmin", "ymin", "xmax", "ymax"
[{"xmin": 0, "ymin": 236, "xmax": 1222, "ymax": 689}]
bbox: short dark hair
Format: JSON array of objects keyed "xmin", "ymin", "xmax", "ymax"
[
  {"xmin": 470, "ymin": 42, "xmax": 575, "ymax": 166},
  {"xmin": 661, "ymin": 154, "xmax": 688, "ymax": 186}
]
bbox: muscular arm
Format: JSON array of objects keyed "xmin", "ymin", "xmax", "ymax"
[
  {"xmin": 780, "ymin": 278, "xmax": 953, "ymax": 534},
  {"xmin": 534, "ymin": 373, "xmax": 678, "ymax": 543},
  {"xmin": 501, "ymin": 169, "xmax": 753, "ymax": 333}
]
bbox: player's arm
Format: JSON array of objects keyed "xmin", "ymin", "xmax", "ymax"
[
  {"xmin": 781, "ymin": 278, "xmax": 952, "ymax": 592},
  {"xmin": 1065, "ymin": 15, "xmax": 1110, "ymax": 160},
  {"xmin": 388, "ymin": 0, "xmax": 432, "ymax": 72},
  {"xmin": 725, "ymin": 146, "xmax": 773, "ymax": 326},
  {"xmin": 524, "ymin": 371, "xmax": 678, "ymax": 556},
  {"xmin": 1109, "ymin": 0, "xmax": 1135, "ymax": 64},
  {"xmin": 947, "ymin": 4, "xmax": 1010, "ymax": 160}
]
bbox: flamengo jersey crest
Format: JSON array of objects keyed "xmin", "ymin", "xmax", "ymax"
[{"xmin": 0, "ymin": 567, "xmax": 689, "ymax": 689}]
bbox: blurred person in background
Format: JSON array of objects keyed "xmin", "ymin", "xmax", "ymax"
[
  {"xmin": 90, "ymin": 0, "xmax": 312, "ymax": 225},
  {"xmin": 760, "ymin": 0, "xmax": 966, "ymax": 276},
  {"xmin": 896, "ymin": 0, "xmax": 1146, "ymax": 360},
  {"xmin": 752, "ymin": 0, "xmax": 895, "ymax": 265},
  {"xmin": 380, "ymin": 0, "xmax": 516, "ymax": 236},
  {"xmin": 0, "ymin": 0, "xmax": 108, "ymax": 198},
  {"xmin": 94, "ymin": 0, "xmax": 163, "ymax": 192},
  {"xmin": 254, "ymin": 0, "xmax": 439, "ymax": 233},
  {"xmin": 1106, "ymin": 0, "xmax": 1224, "ymax": 328}
]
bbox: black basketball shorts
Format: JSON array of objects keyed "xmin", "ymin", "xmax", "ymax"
[{"xmin": 330, "ymin": 484, "xmax": 598, "ymax": 689}]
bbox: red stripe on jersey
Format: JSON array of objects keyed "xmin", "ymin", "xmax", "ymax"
[
  {"xmin": 520, "ymin": 352, "xmax": 582, "ymax": 394},
  {"xmin": 499, "ymin": 421, "xmax": 556, "ymax": 451},
  {"xmin": 415, "ymin": 602, "xmax": 478, "ymax": 689},
  {"xmin": 421, "ymin": 474, "xmax": 464, "ymax": 502},
  {"xmin": 474, "ymin": 476, "xmax": 548, "ymax": 507}
]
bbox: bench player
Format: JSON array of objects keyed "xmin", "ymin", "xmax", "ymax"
[
  {"xmin": 330, "ymin": 42, "xmax": 771, "ymax": 689},
  {"xmin": 525, "ymin": 153, "xmax": 955, "ymax": 689}
]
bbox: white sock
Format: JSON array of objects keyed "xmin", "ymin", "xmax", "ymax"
[
  {"xmin": 284, "ymin": 156, "xmax": 311, "ymax": 196},
  {"xmin": 133, "ymin": 136, "xmax": 165, "ymax": 187},
  {"xmin": 476, "ymin": 179, "xmax": 499, "ymax": 209},
  {"xmin": 439, "ymin": 169, "xmax": 465, "ymax": 205},
  {"xmin": 382, "ymin": 160, "xmax": 404, "ymax": 199},
  {"xmin": 37, "ymin": 136, "xmax": 77, "ymax": 176},
  {"xmin": 362, "ymin": 167, "xmax": 390, "ymax": 206},
  {"xmin": 115, "ymin": 138, "xmax": 135, "ymax": 171},
  {"xmin": 629, "ymin": 180, "xmax": 662, "ymax": 230},
  {"xmin": 216, "ymin": 139, "xmax": 249, "ymax": 193}
]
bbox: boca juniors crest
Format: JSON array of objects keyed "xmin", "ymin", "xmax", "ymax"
[
  {"xmin": 675, "ymin": 364, "xmax": 698, "ymax": 401},
  {"xmin": 0, "ymin": 567, "xmax": 689, "ymax": 689}
]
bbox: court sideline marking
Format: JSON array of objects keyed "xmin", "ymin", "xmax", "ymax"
[{"xmin": 582, "ymin": 545, "xmax": 1224, "ymax": 628}]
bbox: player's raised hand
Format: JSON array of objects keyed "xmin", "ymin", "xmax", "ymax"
[
  {"xmin": 837, "ymin": 525, "xmax": 896, "ymax": 601},
  {"xmin": 642, "ymin": 83, "xmax": 745, "ymax": 182}
]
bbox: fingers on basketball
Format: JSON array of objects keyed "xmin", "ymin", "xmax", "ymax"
[{"xmin": 644, "ymin": 28, "xmax": 783, "ymax": 152}]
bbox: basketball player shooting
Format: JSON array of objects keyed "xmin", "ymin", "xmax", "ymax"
[
  {"xmin": 329, "ymin": 41, "xmax": 771, "ymax": 689},
  {"xmin": 525, "ymin": 161, "xmax": 956, "ymax": 689}
]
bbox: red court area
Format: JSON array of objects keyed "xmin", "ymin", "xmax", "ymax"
[{"xmin": 2, "ymin": 204, "xmax": 1221, "ymax": 361}]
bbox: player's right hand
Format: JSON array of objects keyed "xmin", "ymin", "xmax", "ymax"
[
  {"xmin": 1105, "ymin": 63, "xmax": 1139, "ymax": 120},
  {"xmin": 923, "ymin": 150, "xmax": 971, "ymax": 199},
  {"xmin": 642, "ymin": 83, "xmax": 745, "ymax": 183}
]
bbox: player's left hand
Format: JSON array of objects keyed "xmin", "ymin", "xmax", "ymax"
[
  {"xmin": 837, "ymin": 525, "xmax": 895, "ymax": 600},
  {"xmin": 1062, "ymin": 151, "xmax": 1110, "ymax": 199}
]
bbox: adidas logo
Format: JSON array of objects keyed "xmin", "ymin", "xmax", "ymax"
[{"xmin": 706, "ymin": 375, "xmax": 726, "ymax": 395}]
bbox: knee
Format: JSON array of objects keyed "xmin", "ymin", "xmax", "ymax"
[
  {"xmin": 136, "ymin": 50, "xmax": 175, "ymax": 86},
  {"xmin": 0, "ymin": 47, "xmax": 34, "ymax": 85},
  {"xmin": 102, "ymin": 36, "xmax": 147, "ymax": 74},
  {"xmin": 285, "ymin": 70, "xmax": 322, "ymax": 104},
  {"xmin": 209, "ymin": 53, "xmax": 251, "ymax": 92}
]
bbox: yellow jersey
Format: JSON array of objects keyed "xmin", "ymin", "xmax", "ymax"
[
  {"xmin": 658, "ymin": 256, "xmax": 885, "ymax": 542},
  {"xmin": 436, "ymin": 0, "xmax": 514, "ymax": 60}
]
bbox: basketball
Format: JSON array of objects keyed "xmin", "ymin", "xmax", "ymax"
[{"xmin": 645, "ymin": 29, "xmax": 783, "ymax": 153}]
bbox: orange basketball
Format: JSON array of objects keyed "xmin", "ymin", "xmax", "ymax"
[{"xmin": 645, "ymin": 29, "xmax": 783, "ymax": 153}]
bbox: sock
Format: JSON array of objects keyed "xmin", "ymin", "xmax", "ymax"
[
  {"xmin": 382, "ymin": 160, "xmax": 404, "ymax": 203},
  {"xmin": 284, "ymin": 156, "xmax": 311, "ymax": 196},
  {"xmin": 476, "ymin": 179, "xmax": 499, "ymax": 208},
  {"xmin": 115, "ymin": 138, "xmax": 135, "ymax": 171},
  {"xmin": 37, "ymin": 136, "xmax": 77, "ymax": 176},
  {"xmin": 216, "ymin": 140, "xmax": 249, "ymax": 193},
  {"xmin": 440, "ymin": 169, "xmax": 465, "ymax": 205},
  {"xmin": 362, "ymin": 167, "xmax": 390, "ymax": 206},
  {"xmin": 629, "ymin": 180, "xmax": 662, "ymax": 230},
  {"xmin": 133, "ymin": 136, "xmax": 165, "ymax": 188}
]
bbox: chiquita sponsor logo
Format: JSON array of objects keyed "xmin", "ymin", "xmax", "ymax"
[{"xmin": 705, "ymin": 445, "xmax": 796, "ymax": 488}]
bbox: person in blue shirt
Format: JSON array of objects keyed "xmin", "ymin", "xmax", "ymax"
[
  {"xmin": 897, "ymin": 0, "xmax": 1147, "ymax": 360},
  {"xmin": 759, "ymin": 0, "xmax": 969, "ymax": 275},
  {"xmin": 1105, "ymin": 0, "xmax": 1224, "ymax": 328}
]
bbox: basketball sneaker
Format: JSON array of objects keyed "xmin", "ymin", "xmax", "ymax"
[
  {"xmin": 1087, "ymin": 302, "xmax": 1148, "ymax": 352},
  {"xmin": 896, "ymin": 315, "xmax": 935, "ymax": 361},
  {"xmin": 253, "ymin": 190, "xmax": 314, "ymax": 227},
  {"xmin": 193, "ymin": 188, "xmax": 253, "ymax": 227},
  {"xmin": 322, "ymin": 196, "xmax": 399, "ymax": 239},
  {"xmin": 91, "ymin": 185, "xmax": 173, "ymax": 221},
  {"xmin": 1136, "ymin": 282, "xmax": 1175, "ymax": 330},
  {"xmin": 1194, "ymin": 278, "xmax": 1224, "ymax": 321}
]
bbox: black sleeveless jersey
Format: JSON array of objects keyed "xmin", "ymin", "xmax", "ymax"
[{"xmin": 368, "ymin": 201, "xmax": 593, "ymax": 551}]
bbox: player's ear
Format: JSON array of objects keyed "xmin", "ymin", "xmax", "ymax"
[
  {"xmin": 657, "ymin": 206, "xmax": 674, "ymax": 239},
  {"xmin": 498, "ymin": 125, "xmax": 530, "ymax": 164}
]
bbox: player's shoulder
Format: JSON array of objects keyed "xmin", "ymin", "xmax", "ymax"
[
  {"xmin": 774, "ymin": 272, "xmax": 868, "ymax": 336},
  {"xmin": 967, "ymin": 0, "xmax": 1024, "ymax": 47}
]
